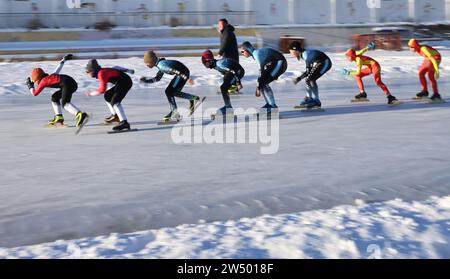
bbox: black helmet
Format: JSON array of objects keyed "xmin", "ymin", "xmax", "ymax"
[
  {"xmin": 86, "ymin": 59, "xmax": 101, "ymax": 74},
  {"xmin": 288, "ymin": 41, "xmax": 304, "ymax": 52},
  {"xmin": 241, "ymin": 41, "xmax": 255, "ymax": 54}
]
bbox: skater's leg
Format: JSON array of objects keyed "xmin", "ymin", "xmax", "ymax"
[
  {"xmin": 261, "ymin": 85, "xmax": 276, "ymax": 107},
  {"xmin": 270, "ymin": 60, "xmax": 288, "ymax": 80},
  {"xmin": 110, "ymin": 74, "xmax": 132, "ymax": 130},
  {"xmin": 373, "ymin": 65, "xmax": 390, "ymax": 96},
  {"xmin": 110, "ymin": 74, "xmax": 132, "ymax": 105},
  {"xmin": 170, "ymin": 76, "xmax": 197, "ymax": 100},
  {"xmin": 419, "ymin": 60, "xmax": 430, "ymax": 92},
  {"xmin": 104, "ymin": 86, "xmax": 116, "ymax": 109},
  {"xmin": 61, "ymin": 77, "xmax": 81, "ymax": 116},
  {"xmin": 355, "ymin": 67, "xmax": 371, "ymax": 93},
  {"xmin": 220, "ymin": 73, "xmax": 234, "ymax": 107},
  {"xmin": 51, "ymin": 90, "xmax": 63, "ymax": 115},
  {"xmin": 113, "ymin": 103, "xmax": 127, "ymax": 121},
  {"xmin": 106, "ymin": 102, "xmax": 116, "ymax": 115},
  {"xmin": 427, "ymin": 61, "xmax": 439, "ymax": 94}
]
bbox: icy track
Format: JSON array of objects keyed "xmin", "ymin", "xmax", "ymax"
[{"xmin": 0, "ymin": 51, "xmax": 449, "ymax": 249}]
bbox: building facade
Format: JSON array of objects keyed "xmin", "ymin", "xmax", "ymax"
[{"xmin": 0, "ymin": 0, "xmax": 449, "ymax": 28}]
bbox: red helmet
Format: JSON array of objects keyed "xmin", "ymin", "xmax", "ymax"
[
  {"xmin": 31, "ymin": 68, "xmax": 46, "ymax": 83},
  {"xmin": 345, "ymin": 48, "xmax": 357, "ymax": 60},
  {"xmin": 201, "ymin": 50, "xmax": 214, "ymax": 64}
]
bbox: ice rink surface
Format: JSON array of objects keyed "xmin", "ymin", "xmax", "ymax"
[{"xmin": 0, "ymin": 52, "xmax": 449, "ymax": 248}]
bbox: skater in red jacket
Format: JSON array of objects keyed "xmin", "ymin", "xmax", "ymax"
[
  {"xmin": 408, "ymin": 38, "xmax": 442, "ymax": 101},
  {"xmin": 26, "ymin": 54, "xmax": 89, "ymax": 128},
  {"xmin": 85, "ymin": 59, "xmax": 134, "ymax": 131},
  {"xmin": 341, "ymin": 42, "xmax": 398, "ymax": 105}
]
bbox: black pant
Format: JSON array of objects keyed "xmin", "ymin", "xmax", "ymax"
[
  {"xmin": 220, "ymin": 73, "xmax": 236, "ymax": 107},
  {"xmin": 304, "ymin": 58, "xmax": 332, "ymax": 96},
  {"xmin": 104, "ymin": 72, "xmax": 133, "ymax": 105},
  {"xmin": 51, "ymin": 75, "xmax": 78, "ymax": 107},
  {"xmin": 259, "ymin": 59, "xmax": 287, "ymax": 88},
  {"xmin": 165, "ymin": 75, "xmax": 197, "ymax": 110}
]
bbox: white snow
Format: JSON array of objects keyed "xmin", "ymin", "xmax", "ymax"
[
  {"xmin": 0, "ymin": 49, "xmax": 449, "ymax": 257},
  {"xmin": 1, "ymin": 195, "xmax": 449, "ymax": 259}
]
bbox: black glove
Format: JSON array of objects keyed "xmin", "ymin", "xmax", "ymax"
[
  {"xmin": 26, "ymin": 77, "xmax": 34, "ymax": 89},
  {"xmin": 63, "ymin": 54, "xmax": 74, "ymax": 61},
  {"xmin": 257, "ymin": 77, "xmax": 262, "ymax": 90},
  {"xmin": 140, "ymin": 76, "xmax": 153, "ymax": 84},
  {"xmin": 292, "ymin": 76, "xmax": 302, "ymax": 85}
]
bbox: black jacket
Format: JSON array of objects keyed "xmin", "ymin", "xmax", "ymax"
[{"xmin": 219, "ymin": 24, "xmax": 239, "ymax": 62}]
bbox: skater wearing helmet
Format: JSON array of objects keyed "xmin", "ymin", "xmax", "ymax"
[
  {"xmin": 408, "ymin": 38, "xmax": 442, "ymax": 101},
  {"xmin": 342, "ymin": 42, "xmax": 398, "ymax": 105},
  {"xmin": 26, "ymin": 54, "xmax": 89, "ymax": 128},
  {"xmin": 288, "ymin": 41, "xmax": 332, "ymax": 110},
  {"xmin": 240, "ymin": 41, "xmax": 287, "ymax": 113},
  {"xmin": 85, "ymin": 59, "xmax": 135, "ymax": 131},
  {"xmin": 140, "ymin": 50, "xmax": 203, "ymax": 123},
  {"xmin": 201, "ymin": 49, "xmax": 245, "ymax": 117}
]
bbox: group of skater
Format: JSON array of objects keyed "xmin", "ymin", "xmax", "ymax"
[{"xmin": 26, "ymin": 18, "xmax": 443, "ymax": 132}]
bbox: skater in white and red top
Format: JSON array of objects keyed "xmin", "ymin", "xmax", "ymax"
[
  {"xmin": 85, "ymin": 59, "xmax": 135, "ymax": 131},
  {"xmin": 26, "ymin": 54, "xmax": 89, "ymax": 127}
]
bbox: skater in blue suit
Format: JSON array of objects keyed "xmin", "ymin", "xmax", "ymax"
[
  {"xmin": 140, "ymin": 50, "xmax": 203, "ymax": 122},
  {"xmin": 201, "ymin": 50, "xmax": 245, "ymax": 115},
  {"xmin": 289, "ymin": 41, "xmax": 332, "ymax": 109},
  {"xmin": 240, "ymin": 41, "xmax": 287, "ymax": 113}
]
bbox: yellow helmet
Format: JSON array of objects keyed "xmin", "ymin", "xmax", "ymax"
[{"xmin": 408, "ymin": 38, "xmax": 420, "ymax": 49}]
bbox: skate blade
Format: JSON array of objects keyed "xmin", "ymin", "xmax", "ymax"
[
  {"xmin": 103, "ymin": 121, "xmax": 120, "ymax": 126},
  {"xmin": 257, "ymin": 110, "xmax": 280, "ymax": 120},
  {"xmin": 107, "ymin": 128, "xmax": 139, "ymax": 134},
  {"xmin": 351, "ymin": 98, "xmax": 370, "ymax": 103},
  {"xmin": 157, "ymin": 120, "xmax": 181, "ymax": 125},
  {"xmin": 211, "ymin": 114, "xmax": 235, "ymax": 121},
  {"xmin": 188, "ymin": 96, "xmax": 206, "ymax": 117},
  {"xmin": 74, "ymin": 113, "xmax": 92, "ymax": 135},
  {"xmin": 428, "ymin": 99, "xmax": 446, "ymax": 104},
  {"xmin": 388, "ymin": 101, "xmax": 402, "ymax": 107},
  {"xmin": 294, "ymin": 105, "xmax": 306, "ymax": 109},
  {"xmin": 301, "ymin": 108, "xmax": 325, "ymax": 112},
  {"xmin": 412, "ymin": 97, "xmax": 429, "ymax": 100},
  {"xmin": 44, "ymin": 123, "xmax": 69, "ymax": 128}
]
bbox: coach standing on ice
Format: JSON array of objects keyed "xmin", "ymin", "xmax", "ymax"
[{"xmin": 218, "ymin": 18, "xmax": 239, "ymax": 62}]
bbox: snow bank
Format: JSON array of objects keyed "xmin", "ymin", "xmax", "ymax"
[{"xmin": 1, "ymin": 196, "xmax": 449, "ymax": 259}]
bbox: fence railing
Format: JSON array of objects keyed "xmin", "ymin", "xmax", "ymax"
[{"xmin": 0, "ymin": 11, "xmax": 256, "ymax": 29}]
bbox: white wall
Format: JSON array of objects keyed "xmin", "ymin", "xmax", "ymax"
[
  {"xmin": 296, "ymin": 0, "xmax": 331, "ymax": 24},
  {"xmin": 415, "ymin": 0, "xmax": 445, "ymax": 21},
  {"xmin": 377, "ymin": 0, "xmax": 410, "ymax": 22},
  {"xmin": 0, "ymin": 0, "xmax": 449, "ymax": 28},
  {"xmin": 335, "ymin": 0, "xmax": 371, "ymax": 23}
]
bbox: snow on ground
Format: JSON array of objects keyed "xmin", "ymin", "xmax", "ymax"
[
  {"xmin": 0, "ymin": 50, "xmax": 449, "ymax": 256},
  {"xmin": 1, "ymin": 195, "xmax": 449, "ymax": 259}
]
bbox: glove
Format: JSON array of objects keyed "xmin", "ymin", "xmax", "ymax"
[
  {"xmin": 255, "ymin": 88, "xmax": 261, "ymax": 97},
  {"xmin": 63, "ymin": 54, "xmax": 73, "ymax": 61},
  {"xmin": 237, "ymin": 83, "xmax": 243, "ymax": 91},
  {"xmin": 188, "ymin": 78, "xmax": 194, "ymax": 85},
  {"xmin": 26, "ymin": 77, "xmax": 34, "ymax": 89},
  {"xmin": 367, "ymin": 42, "xmax": 376, "ymax": 51},
  {"xmin": 292, "ymin": 76, "xmax": 302, "ymax": 85},
  {"xmin": 340, "ymin": 68, "xmax": 351, "ymax": 76},
  {"xmin": 126, "ymin": 69, "xmax": 135, "ymax": 74},
  {"xmin": 140, "ymin": 77, "xmax": 150, "ymax": 83}
]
